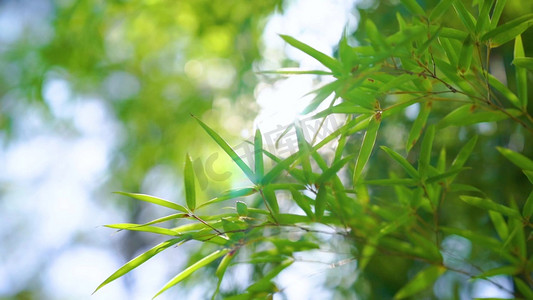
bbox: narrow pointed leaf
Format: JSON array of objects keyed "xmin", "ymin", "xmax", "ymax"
[
  {"xmin": 487, "ymin": 73, "xmax": 521, "ymax": 109},
  {"xmin": 513, "ymin": 57, "xmax": 533, "ymax": 71},
  {"xmin": 193, "ymin": 116, "xmax": 255, "ymax": 183},
  {"xmin": 490, "ymin": 0, "xmax": 507, "ymax": 29},
  {"xmin": 401, "ymin": 0, "xmax": 426, "ymax": 16},
  {"xmin": 184, "ymin": 154, "xmax": 196, "ymax": 211},
  {"xmin": 314, "ymin": 185, "xmax": 327, "ymax": 221},
  {"xmin": 115, "ymin": 192, "xmax": 189, "ymax": 213},
  {"xmin": 489, "ymin": 211, "xmax": 509, "ymax": 240},
  {"xmin": 262, "ymin": 151, "xmax": 302, "ymax": 185},
  {"xmin": 407, "ymin": 101, "xmax": 431, "ymax": 152},
  {"xmin": 254, "ymin": 129, "xmax": 264, "ymax": 180},
  {"xmin": 453, "ymin": 1, "xmax": 476, "ymax": 33},
  {"xmin": 459, "ymin": 196, "xmax": 521, "ymax": 218},
  {"xmin": 481, "ymin": 13, "xmax": 533, "ymax": 47},
  {"xmin": 437, "ymin": 105, "xmax": 521, "ymax": 128},
  {"xmin": 353, "ymin": 115, "xmax": 381, "ymax": 185},
  {"xmin": 280, "ymin": 34, "xmax": 343, "ymax": 74},
  {"xmin": 153, "ymin": 249, "xmax": 229, "ymax": 299},
  {"xmin": 197, "ymin": 188, "xmax": 256, "ymax": 209},
  {"xmin": 514, "ymin": 278, "xmax": 533, "ymax": 299},
  {"xmin": 522, "ymin": 191, "xmax": 533, "ymax": 219},
  {"xmin": 496, "ymin": 147, "xmax": 533, "ymax": 171},
  {"xmin": 418, "ymin": 125, "xmax": 435, "ymax": 179},
  {"xmin": 381, "ymin": 146, "xmax": 419, "ymax": 178},
  {"xmin": 263, "ymin": 186, "xmax": 280, "ymax": 214},
  {"xmin": 295, "ymin": 121, "xmax": 312, "ymax": 183},
  {"xmin": 236, "ymin": 201, "xmax": 248, "ymax": 216},
  {"xmin": 290, "ymin": 187, "xmax": 314, "ymax": 219},
  {"xmin": 316, "ymin": 154, "xmax": 355, "ymax": 184},
  {"xmin": 429, "ymin": 0, "xmax": 455, "ymax": 21},
  {"xmin": 105, "ymin": 223, "xmax": 180, "ymax": 236},
  {"xmin": 94, "ymin": 238, "xmax": 184, "ymax": 294},
  {"xmin": 394, "ymin": 265, "xmax": 445, "ymax": 299},
  {"xmin": 514, "ymin": 35, "xmax": 528, "ymax": 109}
]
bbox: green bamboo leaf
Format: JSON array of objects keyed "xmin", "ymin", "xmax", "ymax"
[
  {"xmin": 437, "ymin": 105, "xmax": 521, "ymax": 128},
  {"xmin": 458, "ymin": 35, "xmax": 474, "ymax": 73},
  {"xmin": 453, "ymin": 1, "xmax": 476, "ymax": 33},
  {"xmin": 193, "ymin": 115, "xmax": 256, "ymax": 183},
  {"xmin": 279, "ymin": 34, "xmax": 343, "ymax": 74},
  {"xmin": 353, "ymin": 115, "xmax": 381, "ymax": 185},
  {"xmin": 93, "ymin": 238, "xmax": 184, "ymax": 294},
  {"xmin": 133, "ymin": 213, "xmax": 189, "ymax": 228},
  {"xmin": 246, "ymin": 259, "xmax": 294, "ymax": 293},
  {"xmin": 514, "ymin": 278, "xmax": 533, "ymax": 299},
  {"xmin": 316, "ymin": 154, "xmax": 355, "ymax": 184},
  {"xmin": 212, "ymin": 251, "xmax": 236, "ymax": 300},
  {"xmin": 459, "ymin": 196, "xmax": 521, "ymax": 218},
  {"xmin": 474, "ymin": 265, "xmax": 519, "ymax": 278},
  {"xmin": 115, "ymin": 192, "xmax": 189, "ymax": 213},
  {"xmin": 514, "ymin": 35, "xmax": 528, "ymax": 109},
  {"xmin": 513, "ymin": 57, "xmax": 533, "ymax": 71},
  {"xmin": 496, "ymin": 147, "xmax": 533, "ymax": 171},
  {"xmin": 451, "ymin": 135, "xmax": 478, "ymax": 171},
  {"xmin": 437, "ymin": 148, "xmax": 446, "ymax": 173},
  {"xmin": 262, "ymin": 151, "xmax": 302, "ymax": 185},
  {"xmin": 481, "ymin": 13, "xmax": 533, "ymax": 47},
  {"xmin": 487, "ymin": 73, "xmax": 521, "ymax": 109},
  {"xmin": 429, "ymin": 0, "xmax": 455, "ymax": 21},
  {"xmin": 401, "ymin": 0, "xmax": 426, "ymax": 16},
  {"xmin": 254, "ymin": 129, "xmax": 264, "ymax": 180},
  {"xmin": 507, "ymin": 210, "xmax": 526, "ymax": 258},
  {"xmin": 263, "ymin": 186, "xmax": 280, "ymax": 214},
  {"xmin": 381, "ymin": 146, "xmax": 419, "ymax": 179},
  {"xmin": 290, "ymin": 188, "xmax": 314, "ymax": 219},
  {"xmin": 523, "ymin": 170, "xmax": 533, "ymax": 184},
  {"xmin": 184, "ymin": 154, "xmax": 196, "ymax": 211},
  {"xmin": 406, "ymin": 101, "xmax": 432, "ymax": 152},
  {"xmin": 490, "ymin": 0, "xmax": 507, "ymax": 29},
  {"xmin": 489, "ymin": 210, "xmax": 509, "ymax": 240},
  {"xmin": 236, "ymin": 201, "xmax": 248, "ymax": 216},
  {"xmin": 312, "ymin": 104, "xmax": 374, "ymax": 118},
  {"xmin": 440, "ymin": 226, "xmax": 502, "ymax": 250},
  {"xmin": 523, "ymin": 191, "xmax": 533, "ymax": 219},
  {"xmin": 394, "ymin": 265, "xmax": 445, "ymax": 299},
  {"xmin": 197, "ymin": 188, "xmax": 256, "ymax": 209},
  {"xmin": 425, "ymin": 168, "xmax": 466, "ymax": 184},
  {"xmin": 363, "ymin": 178, "xmax": 418, "ymax": 186},
  {"xmin": 105, "ymin": 223, "xmax": 180, "ymax": 236},
  {"xmin": 302, "ymin": 80, "xmax": 341, "ymax": 114},
  {"xmin": 418, "ymin": 125, "xmax": 435, "ymax": 179},
  {"xmin": 153, "ymin": 249, "xmax": 229, "ymax": 299},
  {"xmin": 314, "ymin": 185, "xmax": 328, "ymax": 221},
  {"xmin": 295, "ymin": 121, "xmax": 312, "ymax": 183},
  {"xmin": 475, "ymin": 0, "xmax": 493, "ymax": 34}
]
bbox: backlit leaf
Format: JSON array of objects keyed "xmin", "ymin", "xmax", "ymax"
[
  {"xmin": 153, "ymin": 249, "xmax": 229, "ymax": 299},
  {"xmin": 459, "ymin": 196, "xmax": 521, "ymax": 218},
  {"xmin": 394, "ymin": 265, "xmax": 445, "ymax": 299},
  {"xmin": 115, "ymin": 192, "xmax": 189, "ymax": 213},
  {"xmin": 280, "ymin": 34, "xmax": 343, "ymax": 75},
  {"xmin": 353, "ymin": 115, "xmax": 381, "ymax": 185},
  {"xmin": 496, "ymin": 147, "xmax": 533, "ymax": 171},
  {"xmin": 184, "ymin": 153, "xmax": 196, "ymax": 211},
  {"xmin": 514, "ymin": 35, "xmax": 528, "ymax": 109}
]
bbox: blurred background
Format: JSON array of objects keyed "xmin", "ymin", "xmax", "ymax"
[{"xmin": 0, "ymin": 0, "xmax": 531, "ymax": 299}]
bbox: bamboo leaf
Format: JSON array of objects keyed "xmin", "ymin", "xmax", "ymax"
[
  {"xmin": 459, "ymin": 196, "xmax": 521, "ymax": 218},
  {"xmin": 489, "ymin": 211, "xmax": 509, "ymax": 240},
  {"xmin": 514, "ymin": 278, "xmax": 533, "ymax": 299},
  {"xmin": 523, "ymin": 191, "xmax": 533, "ymax": 219},
  {"xmin": 153, "ymin": 249, "xmax": 229, "ymax": 299},
  {"xmin": 437, "ymin": 105, "xmax": 521, "ymax": 128},
  {"xmin": 401, "ymin": 0, "xmax": 426, "ymax": 16},
  {"xmin": 496, "ymin": 147, "xmax": 533, "ymax": 171},
  {"xmin": 290, "ymin": 188, "xmax": 314, "ymax": 219},
  {"xmin": 184, "ymin": 154, "xmax": 196, "ymax": 211},
  {"xmin": 302, "ymin": 80, "xmax": 341, "ymax": 114},
  {"xmin": 458, "ymin": 35, "xmax": 473, "ymax": 73},
  {"xmin": 513, "ymin": 57, "xmax": 533, "ymax": 71},
  {"xmin": 353, "ymin": 115, "xmax": 381, "ymax": 185},
  {"xmin": 381, "ymin": 146, "xmax": 419, "ymax": 179},
  {"xmin": 213, "ymin": 251, "xmax": 236, "ymax": 300},
  {"xmin": 280, "ymin": 34, "xmax": 343, "ymax": 74},
  {"xmin": 429, "ymin": 0, "xmax": 455, "ymax": 21},
  {"xmin": 263, "ymin": 186, "xmax": 280, "ymax": 214},
  {"xmin": 481, "ymin": 13, "xmax": 533, "ymax": 47},
  {"xmin": 490, "ymin": 0, "xmax": 507, "ymax": 29},
  {"xmin": 295, "ymin": 121, "xmax": 312, "ymax": 183},
  {"xmin": 93, "ymin": 238, "xmax": 184, "ymax": 294},
  {"xmin": 257, "ymin": 69, "xmax": 334, "ymax": 75},
  {"xmin": 314, "ymin": 185, "xmax": 328, "ymax": 221},
  {"xmin": 316, "ymin": 154, "xmax": 355, "ymax": 184},
  {"xmin": 514, "ymin": 35, "xmax": 528, "ymax": 109},
  {"xmin": 474, "ymin": 265, "xmax": 519, "ymax": 278},
  {"xmin": 313, "ymin": 104, "xmax": 374, "ymax": 118},
  {"xmin": 105, "ymin": 223, "xmax": 180, "ymax": 236},
  {"xmin": 193, "ymin": 115, "xmax": 256, "ymax": 183},
  {"xmin": 254, "ymin": 129, "xmax": 264, "ymax": 180},
  {"xmin": 197, "ymin": 188, "xmax": 256, "ymax": 209},
  {"xmin": 262, "ymin": 151, "xmax": 302, "ymax": 185},
  {"xmin": 453, "ymin": 1, "xmax": 476, "ymax": 34},
  {"xmin": 236, "ymin": 201, "xmax": 248, "ymax": 216},
  {"xmin": 394, "ymin": 265, "xmax": 445, "ymax": 299},
  {"xmin": 115, "ymin": 192, "xmax": 189, "ymax": 213},
  {"xmin": 487, "ymin": 73, "xmax": 521, "ymax": 109},
  {"xmin": 418, "ymin": 125, "xmax": 435, "ymax": 179},
  {"xmin": 407, "ymin": 102, "xmax": 432, "ymax": 152},
  {"xmin": 451, "ymin": 135, "xmax": 477, "ymax": 171}
]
